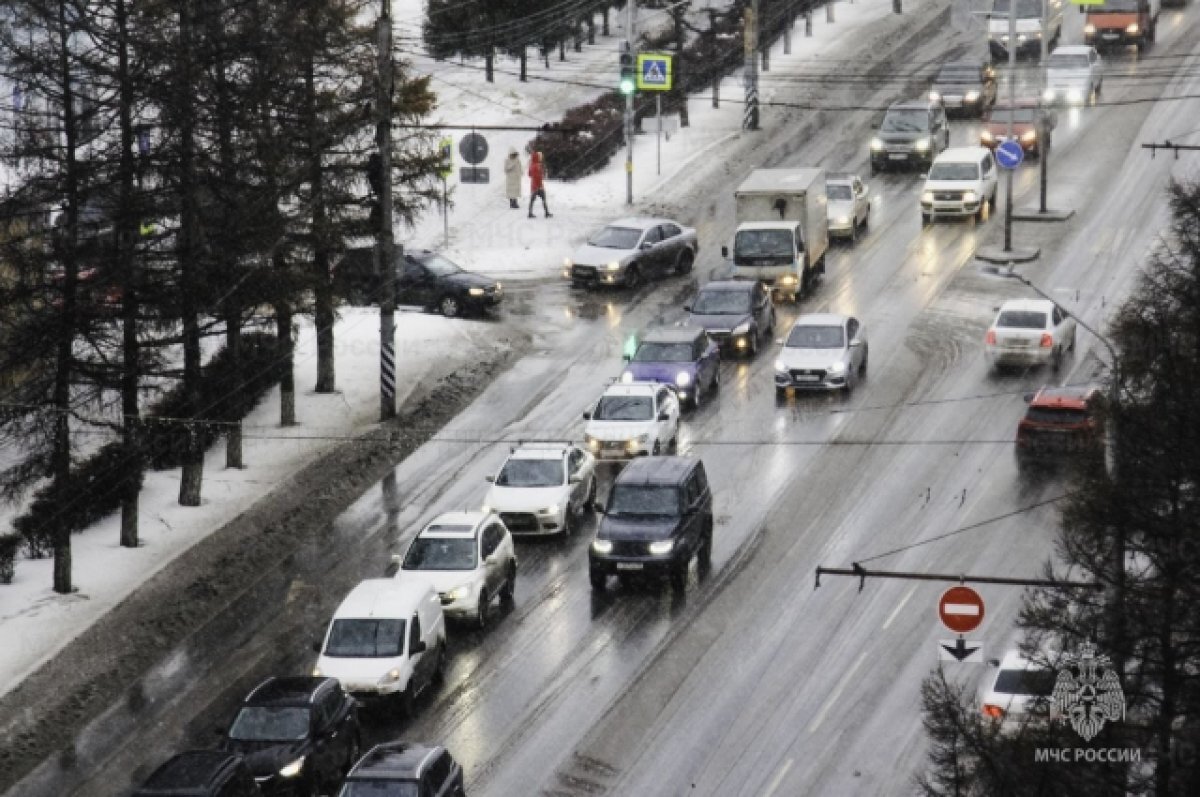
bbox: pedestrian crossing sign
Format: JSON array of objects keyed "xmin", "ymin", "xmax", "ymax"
[{"xmin": 637, "ymin": 53, "xmax": 672, "ymax": 91}]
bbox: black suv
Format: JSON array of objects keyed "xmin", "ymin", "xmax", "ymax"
[
  {"xmin": 869, "ymin": 98, "xmax": 950, "ymax": 174},
  {"xmin": 335, "ymin": 248, "xmax": 503, "ymax": 318},
  {"xmin": 589, "ymin": 456, "xmax": 713, "ymax": 592},
  {"xmin": 221, "ymin": 676, "xmax": 360, "ymax": 796},
  {"xmin": 337, "ymin": 742, "xmax": 465, "ymax": 797},
  {"xmin": 133, "ymin": 750, "xmax": 262, "ymax": 797}
]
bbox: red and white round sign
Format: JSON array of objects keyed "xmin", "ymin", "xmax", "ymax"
[{"xmin": 938, "ymin": 586, "xmax": 985, "ymax": 634}]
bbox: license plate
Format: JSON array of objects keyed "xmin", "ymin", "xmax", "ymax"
[
  {"xmin": 1101, "ymin": 32, "xmax": 1118, "ymax": 39},
  {"xmin": 616, "ymin": 562, "xmax": 643, "ymax": 571},
  {"xmin": 888, "ymin": 153, "xmax": 907, "ymax": 160},
  {"xmin": 794, "ymin": 374, "xmax": 820, "ymax": 382}
]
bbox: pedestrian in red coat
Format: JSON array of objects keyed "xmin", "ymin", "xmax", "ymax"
[{"xmin": 528, "ymin": 151, "xmax": 552, "ymax": 218}]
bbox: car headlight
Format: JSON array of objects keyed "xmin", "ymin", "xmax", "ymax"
[
  {"xmin": 929, "ymin": 91, "xmax": 940, "ymax": 102},
  {"xmin": 469, "ymin": 287, "xmax": 485, "ymax": 296},
  {"xmin": 732, "ymin": 321, "xmax": 750, "ymax": 336},
  {"xmin": 835, "ymin": 216, "xmax": 849, "ymax": 226},
  {"xmin": 675, "ymin": 371, "xmax": 691, "ymax": 386},
  {"xmin": 828, "ymin": 361, "xmax": 846, "ymax": 373},
  {"xmin": 921, "ymin": 191, "xmax": 934, "ymax": 204},
  {"xmin": 312, "ymin": 666, "xmax": 322, "ymax": 677},
  {"xmin": 1020, "ymin": 130, "xmax": 1037, "ymax": 143},
  {"xmin": 539, "ymin": 504, "xmax": 560, "ymax": 516},
  {"xmin": 380, "ymin": 667, "xmax": 402, "ymax": 684},
  {"xmin": 481, "ymin": 503, "xmax": 492, "ymax": 514},
  {"xmin": 585, "ymin": 434, "xmax": 600, "ymax": 450},
  {"xmin": 605, "ymin": 261, "xmax": 621, "ymax": 271},
  {"xmin": 962, "ymin": 191, "xmax": 977, "ymax": 204},
  {"xmin": 1043, "ymin": 87, "xmax": 1056, "ymax": 101},
  {"xmin": 1084, "ymin": 23, "xmax": 1095, "ymax": 35},
  {"xmin": 648, "ymin": 540, "xmax": 674, "ymax": 555},
  {"xmin": 564, "ymin": 257, "xmax": 573, "ymax": 268},
  {"xmin": 914, "ymin": 137, "xmax": 931, "ymax": 152},
  {"xmin": 774, "ymin": 359, "xmax": 786, "ymax": 372},
  {"xmin": 1126, "ymin": 23, "xmax": 1139, "ymax": 34},
  {"xmin": 1016, "ymin": 34, "xmax": 1027, "ymax": 43},
  {"xmin": 447, "ymin": 585, "xmax": 472, "ymax": 601},
  {"xmin": 779, "ymin": 274, "xmax": 798, "ymax": 286},
  {"xmin": 1067, "ymin": 88, "xmax": 1082, "ymax": 103},
  {"xmin": 495, "ymin": 282, "xmax": 502, "ymax": 291},
  {"xmin": 981, "ymin": 130, "xmax": 995, "ymax": 143},
  {"xmin": 592, "ymin": 539, "xmax": 613, "ymax": 554},
  {"xmin": 621, "ymin": 371, "xmax": 634, "ymax": 383},
  {"xmin": 870, "ymin": 137, "xmax": 884, "ymax": 151},
  {"xmin": 279, "ymin": 757, "xmax": 306, "ymax": 778},
  {"xmin": 562, "ymin": 268, "xmax": 570, "ymax": 278},
  {"xmin": 965, "ymin": 90, "xmax": 980, "ymax": 102}
]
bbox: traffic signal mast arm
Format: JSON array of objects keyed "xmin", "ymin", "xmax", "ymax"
[{"xmin": 814, "ymin": 564, "xmax": 1102, "ymax": 593}]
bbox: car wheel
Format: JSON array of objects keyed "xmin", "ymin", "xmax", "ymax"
[
  {"xmin": 432, "ymin": 644, "xmax": 447, "ymax": 686},
  {"xmin": 712, "ymin": 366, "xmax": 721, "ymax": 392},
  {"xmin": 976, "ymin": 202, "xmax": 985, "ymax": 222},
  {"xmin": 766, "ymin": 309, "xmax": 776, "ymax": 335},
  {"xmin": 775, "ymin": 386, "xmax": 787, "ymax": 401},
  {"xmin": 500, "ymin": 563, "xmax": 516, "ymax": 604},
  {"xmin": 675, "ymin": 250, "xmax": 694, "ymax": 276},
  {"xmin": 749, "ymin": 331, "xmax": 759, "ymax": 357},
  {"xmin": 669, "ymin": 435, "xmax": 678, "ymax": 454},
  {"xmin": 699, "ymin": 524, "xmax": 713, "ymax": 567},
  {"xmin": 589, "ymin": 568, "xmax": 606, "ymax": 591},
  {"xmin": 849, "ymin": 220, "xmax": 858, "ymax": 244},
  {"xmin": 652, "ymin": 439, "xmax": 661, "ymax": 455},
  {"xmin": 862, "ymin": 205, "xmax": 870, "ymax": 231},
  {"xmin": 476, "ymin": 590, "xmax": 490, "ymax": 629},
  {"xmin": 921, "ymin": 212, "xmax": 931, "ymax": 226},
  {"xmin": 401, "ymin": 684, "xmax": 418, "ymax": 719},
  {"xmin": 586, "ymin": 476, "xmax": 597, "ymax": 510},
  {"xmin": 692, "ymin": 381, "xmax": 703, "ymax": 410},
  {"xmin": 669, "ymin": 560, "xmax": 688, "ymax": 593},
  {"xmin": 439, "ymin": 295, "xmax": 461, "ymax": 318},
  {"xmin": 625, "ymin": 266, "xmax": 641, "ymax": 290},
  {"xmin": 859, "ymin": 346, "xmax": 869, "ymax": 377},
  {"xmin": 344, "ymin": 733, "xmax": 362, "ymax": 775},
  {"xmin": 1052, "ymin": 346, "xmax": 1063, "ymax": 372}
]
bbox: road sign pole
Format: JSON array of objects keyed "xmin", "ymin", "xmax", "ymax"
[
  {"xmin": 1039, "ymin": 0, "xmax": 1049, "ymax": 213},
  {"xmin": 744, "ymin": 1, "xmax": 759, "ymax": 130},
  {"xmin": 656, "ymin": 94, "xmax": 661, "ymax": 175},
  {"xmin": 625, "ymin": 1, "xmax": 635, "ymax": 205},
  {"xmin": 376, "ymin": 0, "xmax": 396, "ymax": 422},
  {"xmin": 1003, "ymin": 0, "xmax": 1016, "ymax": 252}
]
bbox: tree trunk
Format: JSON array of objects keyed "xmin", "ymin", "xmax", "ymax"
[
  {"xmin": 277, "ymin": 302, "xmax": 296, "ymax": 427},
  {"xmin": 306, "ymin": 46, "xmax": 336, "ymax": 394},
  {"xmin": 587, "ymin": 15, "xmax": 596, "ymax": 45},
  {"xmin": 574, "ymin": 22, "xmax": 582, "ymax": 52},
  {"xmin": 674, "ymin": 9, "xmax": 689, "ymax": 127},
  {"xmin": 559, "ymin": 39, "xmax": 565, "ymax": 61},
  {"xmin": 177, "ymin": 1, "xmax": 203, "ymax": 507},
  {"xmin": 224, "ymin": 313, "xmax": 243, "ymax": 468},
  {"xmin": 116, "ymin": 0, "xmax": 141, "ymax": 547},
  {"xmin": 485, "ymin": 47, "xmax": 494, "ymax": 82},
  {"xmin": 603, "ymin": 8, "xmax": 609, "ymax": 36},
  {"xmin": 519, "ymin": 48, "xmax": 527, "ymax": 82}
]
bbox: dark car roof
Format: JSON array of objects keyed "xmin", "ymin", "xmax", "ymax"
[
  {"xmin": 1030, "ymin": 386, "xmax": 1098, "ymax": 410},
  {"xmin": 135, "ymin": 750, "xmax": 245, "ymax": 794},
  {"xmin": 614, "ymin": 456, "xmax": 699, "ymax": 487},
  {"xmin": 697, "ymin": 280, "xmax": 756, "ymax": 294},
  {"xmin": 640, "ymin": 326, "xmax": 706, "ymax": 344},
  {"xmin": 244, "ymin": 676, "xmax": 334, "ymax": 707},
  {"xmin": 347, "ymin": 741, "xmax": 440, "ymax": 781}
]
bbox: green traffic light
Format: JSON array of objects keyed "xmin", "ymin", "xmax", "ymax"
[{"xmin": 619, "ymin": 77, "xmax": 636, "ymax": 96}]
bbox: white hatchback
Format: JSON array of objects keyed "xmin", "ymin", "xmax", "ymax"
[
  {"xmin": 980, "ymin": 649, "xmax": 1058, "ymax": 731},
  {"xmin": 395, "ymin": 512, "xmax": 517, "ymax": 629},
  {"xmin": 985, "ymin": 298, "xmax": 1076, "ymax": 371},
  {"xmin": 583, "ymin": 382, "xmax": 681, "ymax": 461},
  {"xmin": 483, "ymin": 443, "xmax": 596, "ymax": 536}
]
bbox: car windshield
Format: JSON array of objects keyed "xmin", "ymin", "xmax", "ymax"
[
  {"xmin": 419, "ymin": 254, "xmax": 462, "ymax": 277},
  {"xmin": 1048, "ymin": 54, "xmax": 1090, "ymax": 71},
  {"xmin": 323, "ymin": 619, "xmax": 405, "ymax": 658},
  {"xmin": 1025, "ymin": 407, "xmax": 1091, "ymax": 425},
  {"xmin": 497, "ymin": 458, "xmax": 563, "ymax": 487},
  {"xmin": 338, "ymin": 782, "xmax": 419, "ymax": 797},
  {"xmin": 997, "ymin": 310, "xmax": 1048, "ymax": 329},
  {"xmin": 593, "ymin": 396, "xmax": 653, "ymax": 421},
  {"xmin": 827, "ymin": 184, "xmax": 853, "ymax": 201},
  {"xmin": 881, "ymin": 109, "xmax": 929, "ymax": 133},
  {"xmin": 227, "ymin": 706, "xmax": 310, "ymax": 742},
  {"xmin": 786, "ymin": 325, "xmax": 845, "ymax": 349},
  {"xmin": 633, "ymin": 342, "xmax": 694, "ymax": 362},
  {"xmin": 691, "ymin": 290, "xmax": 752, "ymax": 314},
  {"xmin": 588, "ymin": 226, "xmax": 641, "ymax": 249},
  {"xmin": 990, "ymin": 107, "xmax": 1036, "ymax": 124},
  {"xmin": 733, "ymin": 229, "xmax": 796, "ymax": 257},
  {"xmin": 402, "ymin": 537, "xmax": 477, "ymax": 571},
  {"xmin": 607, "ymin": 485, "xmax": 680, "ymax": 516},
  {"xmin": 928, "ymin": 162, "xmax": 980, "ymax": 181},
  {"xmin": 994, "ymin": 667, "xmax": 1056, "ymax": 696},
  {"xmin": 936, "ymin": 66, "xmax": 978, "ymax": 84},
  {"xmin": 992, "ymin": 0, "xmax": 1043, "ymax": 18}
]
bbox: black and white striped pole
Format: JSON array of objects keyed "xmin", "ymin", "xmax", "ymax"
[
  {"xmin": 377, "ymin": 0, "xmax": 397, "ymax": 420},
  {"xmin": 743, "ymin": 0, "xmax": 759, "ymax": 130}
]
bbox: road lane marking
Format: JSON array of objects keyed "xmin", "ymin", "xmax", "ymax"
[
  {"xmin": 762, "ymin": 757, "xmax": 794, "ymax": 797},
  {"xmin": 882, "ymin": 585, "xmax": 917, "ymax": 630},
  {"xmin": 807, "ymin": 651, "xmax": 868, "ymax": 735}
]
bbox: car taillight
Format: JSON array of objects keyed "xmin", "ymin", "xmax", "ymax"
[
  {"xmin": 985, "ymin": 330, "xmax": 996, "ymax": 345},
  {"xmin": 1039, "ymin": 333, "xmax": 1053, "ymax": 348},
  {"xmin": 982, "ymin": 703, "xmax": 1005, "ymax": 719}
]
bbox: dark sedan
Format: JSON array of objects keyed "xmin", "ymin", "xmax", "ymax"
[
  {"xmin": 221, "ymin": 676, "xmax": 360, "ymax": 796},
  {"xmin": 929, "ymin": 59, "xmax": 997, "ymax": 118},
  {"xmin": 684, "ymin": 280, "xmax": 775, "ymax": 357},
  {"xmin": 334, "ymin": 247, "xmax": 503, "ymax": 317}
]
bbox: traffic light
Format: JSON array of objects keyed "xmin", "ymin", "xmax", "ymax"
[{"xmin": 618, "ymin": 42, "xmax": 637, "ymax": 96}]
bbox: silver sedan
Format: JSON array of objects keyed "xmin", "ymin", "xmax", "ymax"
[{"xmin": 564, "ymin": 217, "xmax": 698, "ymax": 290}]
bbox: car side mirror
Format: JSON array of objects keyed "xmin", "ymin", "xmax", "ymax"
[
  {"xmin": 720, "ymin": 245, "xmax": 729, "ymax": 259},
  {"xmin": 485, "ymin": 474, "xmax": 495, "ymax": 483},
  {"xmin": 657, "ymin": 411, "xmax": 670, "ymax": 422},
  {"xmin": 987, "ymin": 657, "xmax": 1001, "ymax": 667},
  {"xmin": 593, "ymin": 501, "xmax": 605, "ymax": 514},
  {"xmin": 775, "ymin": 338, "xmax": 784, "ymax": 345},
  {"xmin": 582, "ymin": 411, "xmax": 591, "ymax": 420},
  {"xmin": 622, "ymin": 353, "xmax": 631, "ymax": 363},
  {"xmin": 214, "ymin": 726, "xmax": 226, "ymax": 737},
  {"xmin": 640, "ymin": 241, "xmax": 653, "ymax": 250},
  {"xmin": 849, "ymin": 339, "xmax": 861, "ymax": 348},
  {"xmin": 920, "ymin": 172, "xmax": 929, "ymax": 180},
  {"xmin": 312, "ymin": 637, "xmax": 323, "ymax": 654},
  {"xmin": 411, "ymin": 639, "xmax": 427, "ymax": 655},
  {"xmin": 569, "ymin": 474, "xmax": 582, "ymax": 484},
  {"xmin": 1023, "ymin": 392, "xmax": 1035, "ymax": 403},
  {"xmin": 683, "ymin": 304, "xmax": 692, "ymax": 312}
]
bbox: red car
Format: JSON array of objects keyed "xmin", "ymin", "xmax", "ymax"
[
  {"xmin": 981, "ymin": 102, "xmax": 1056, "ymax": 158},
  {"xmin": 1016, "ymin": 386, "xmax": 1105, "ymax": 463}
]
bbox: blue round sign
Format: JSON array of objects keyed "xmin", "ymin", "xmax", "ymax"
[{"xmin": 996, "ymin": 139, "xmax": 1025, "ymax": 170}]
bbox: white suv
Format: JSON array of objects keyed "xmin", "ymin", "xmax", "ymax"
[
  {"xmin": 483, "ymin": 443, "xmax": 597, "ymax": 536},
  {"xmin": 980, "ymin": 649, "xmax": 1057, "ymax": 731},
  {"xmin": 582, "ymin": 382, "xmax": 681, "ymax": 461},
  {"xmin": 920, "ymin": 146, "xmax": 999, "ymax": 224},
  {"xmin": 395, "ymin": 512, "xmax": 517, "ymax": 629}
]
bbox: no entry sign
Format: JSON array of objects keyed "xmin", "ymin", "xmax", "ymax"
[{"xmin": 939, "ymin": 586, "xmax": 985, "ymax": 634}]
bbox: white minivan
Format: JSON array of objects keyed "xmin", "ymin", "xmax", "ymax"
[
  {"xmin": 312, "ymin": 579, "xmax": 446, "ymax": 713},
  {"xmin": 920, "ymin": 147, "xmax": 999, "ymax": 224}
]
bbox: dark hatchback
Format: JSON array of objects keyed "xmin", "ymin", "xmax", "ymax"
[
  {"xmin": 929, "ymin": 59, "xmax": 997, "ymax": 118},
  {"xmin": 221, "ymin": 676, "xmax": 360, "ymax": 796},
  {"xmin": 589, "ymin": 456, "xmax": 713, "ymax": 592},
  {"xmin": 684, "ymin": 280, "xmax": 775, "ymax": 358},
  {"xmin": 133, "ymin": 750, "xmax": 262, "ymax": 797},
  {"xmin": 337, "ymin": 741, "xmax": 465, "ymax": 797},
  {"xmin": 334, "ymin": 248, "xmax": 502, "ymax": 318}
]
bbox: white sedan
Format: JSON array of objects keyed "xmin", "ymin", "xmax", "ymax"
[
  {"xmin": 985, "ymin": 298, "xmax": 1076, "ymax": 371},
  {"xmin": 482, "ymin": 443, "xmax": 596, "ymax": 536},
  {"xmin": 826, "ymin": 172, "xmax": 871, "ymax": 242},
  {"xmin": 583, "ymin": 382, "xmax": 680, "ymax": 461},
  {"xmin": 774, "ymin": 313, "xmax": 868, "ymax": 395}
]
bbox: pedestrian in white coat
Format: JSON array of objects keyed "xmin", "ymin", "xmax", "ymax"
[{"xmin": 503, "ymin": 147, "xmax": 522, "ymax": 209}]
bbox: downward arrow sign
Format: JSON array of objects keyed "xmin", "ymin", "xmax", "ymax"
[{"xmin": 939, "ymin": 638, "xmax": 983, "ymax": 663}]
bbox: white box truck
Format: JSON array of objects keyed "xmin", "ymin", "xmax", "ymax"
[{"xmin": 722, "ymin": 168, "xmax": 828, "ymax": 301}]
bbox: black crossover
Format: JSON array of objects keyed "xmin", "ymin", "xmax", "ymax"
[
  {"xmin": 132, "ymin": 750, "xmax": 262, "ymax": 797},
  {"xmin": 337, "ymin": 741, "xmax": 465, "ymax": 797}
]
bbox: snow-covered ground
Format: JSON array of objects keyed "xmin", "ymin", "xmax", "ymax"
[{"xmin": 0, "ymin": 0, "xmax": 917, "ymax": 698}]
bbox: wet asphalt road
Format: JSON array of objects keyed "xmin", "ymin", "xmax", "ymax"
[{"xmin": 11, "ymin": 4, "xmax": 1200, "ymax": 797}]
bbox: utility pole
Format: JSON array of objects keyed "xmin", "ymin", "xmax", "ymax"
[
  {"xmin": 1038, "ymin": 0, "xmax": 1049, "ymax": 213},
  {"xmin": 625, "ymin": 0, "xmax": 636, "ymax": 204},
  {"xmin": 743, "ymin": 0, "xmax": 759, "ymax": 130},
  {"xmin": 1002, "ymin": 0, "xmax": 1016, "ymax": 251},
  {"xmin": 377, "ymin": 0, "xmax": 397, "ymax": 420}
]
